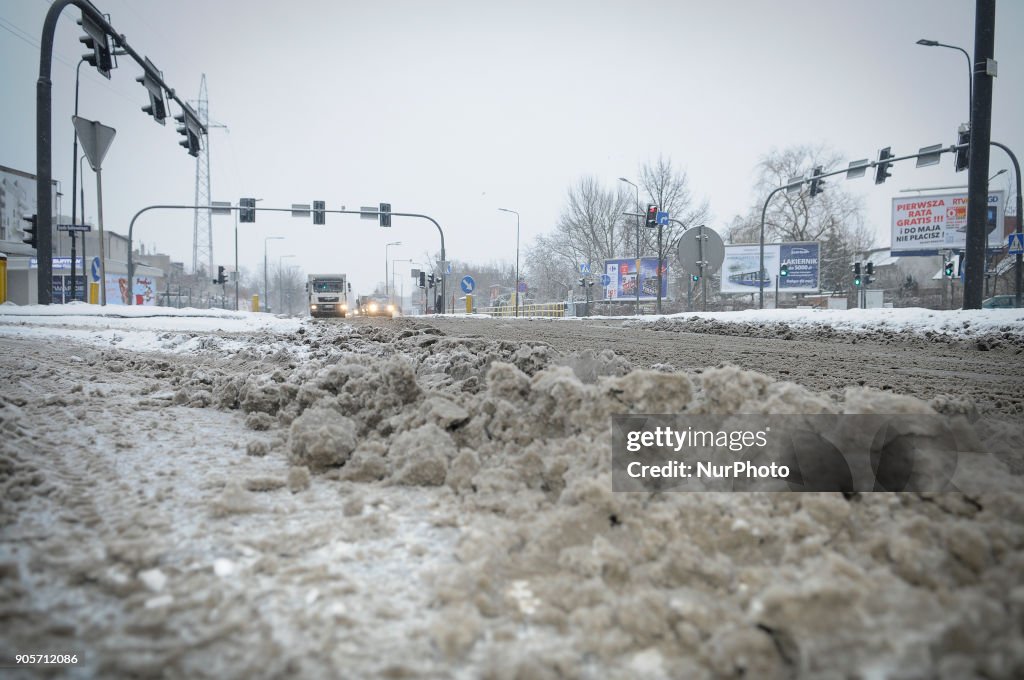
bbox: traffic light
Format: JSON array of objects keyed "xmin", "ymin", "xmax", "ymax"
[
  {"xmin": 809, "ymin": 166, "xmax": 825, "ymax": 197},
  {"xmin": 780, "ymin": 263, "xmax": 789, "ymax": 277},
  {"xmin": 418, "ymin": 271, "xmax": 426, "ymax": 288},
  {"xmin": 852, "ymin": 262, "xmax": 862, "ymax": 287},
  {"xmin": 874, "ymin": 147, "xmax": 893, "ymax": 185},
  {"xmin": 379, "ymin": 203, "xmax": 391, "ymax": 228},
  {"xmin": 955, "ymin": 124, "xmax": 970, "ymax": 172},
  {"xmin": 313, "ymin": 200, "xmax": 326, "ymax": 225},
  {"xmin": 22, "ymin": 214, "xmax": 37, "ymax": 249},
  {"xmin": 645, "ymin": 204, "xmax": 658, "ymax": 228},
  {"xmin": 214, "ymin": 266, "xmax": 227, "ymax": 285},
  {"xmin": 239, "ymin": 197, "xmax": 256, "ymax": 223},
  {"xmin": 944, "ymin": 260, "xmax": 955, "ymax": 278},
  {"xmin": 691, "ymin": 274, "xmax": 699, "ymax": 282},
  {"xmin": 78, "ymin": 12, "xmax": 113, "ymax": 79},
  {"xmin": 427, "ymin": 273, "xmax": 436, "ymax": 288},
  {"xmin": 136, "ymin": 60, "xmax": 167, "ymax": 125},
  {"xmin": 174, "ymin": 106, "xmax": 202, "ymax": 157}
]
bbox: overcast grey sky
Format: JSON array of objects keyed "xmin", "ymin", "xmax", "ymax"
[{"xmin": 2, "ymin": 0, "xmax": 1022, "ymax": 294}]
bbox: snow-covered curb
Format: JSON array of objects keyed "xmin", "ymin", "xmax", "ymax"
[
  {"xmin": 627, "ymin": 307, "xmax": 1024, "ymax": 340},
  {"xmin": 0, "ymin": 304, "xmax": 304, "ymax": 354}
]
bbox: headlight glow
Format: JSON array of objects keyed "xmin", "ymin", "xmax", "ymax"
[
  {"xmin": 310, "ymin": 304, "xmax": 318, "ymax": 310},
  {"xmin": 369, "ymin": 303, "xmax": 378, "ymax": 312}
]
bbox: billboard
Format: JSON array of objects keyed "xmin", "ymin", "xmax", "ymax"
[
  {"xmin": 721, "ymin": 242, "xmax": 819, "ymax": 294},
  {"xmin": 603, "ymin": 257, "xmax": 668, "ymax": 300},
  {"xmin": 0, "ymin": 164, "xmax": 58, "ymax": 243},
  {"xmin": 104, "ymin": 274, "xmax": 157, "ymax": 306},
  {"xmin": 891, "ymin": 190, "xmax": 1005, "ymax": 255}
]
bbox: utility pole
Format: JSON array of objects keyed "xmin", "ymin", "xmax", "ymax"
[
  {"xmin": 191, "ymin": 75, "xmax": 214, "ymax": 275},
  {"xmin": 963, "ymin": 0, "xmax": 996, "ymax": 309}
]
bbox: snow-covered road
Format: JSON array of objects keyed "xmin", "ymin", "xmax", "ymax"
[{"xmin": 1, "ymin": 307, "xmax": 1023, "ymax": 678}]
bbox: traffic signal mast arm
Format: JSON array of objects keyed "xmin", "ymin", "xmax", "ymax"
[
  {"xmin": 126, "ymin": 204, "xmax": 448, "ymax": 307},
  {"xmin": 786, "ymin": 144, "xmax": 967, "ymax": 189},
  {"xmin": 69, "ymin": 2, "xmax": 208, "ymax": 137}
]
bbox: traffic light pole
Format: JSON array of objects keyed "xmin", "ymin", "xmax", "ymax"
[
  {"xmin": 989, "ymin": 141, "xmax": 1022, "ymax": 308},
  {"xmin": 963, "ymin": 0, "xmax": 996, "ymax": 310},
  {"xmin": 35, "ymin": 0, "xmax": 207, "ymax": 304},
  {"xmin": 127, "ymin": 205, "xmax": 447, "ymax": 308}
]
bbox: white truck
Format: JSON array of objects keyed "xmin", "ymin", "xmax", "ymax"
[{"xmin": 307, "ymin": 274, "xmax": 350, "ymax": 318}]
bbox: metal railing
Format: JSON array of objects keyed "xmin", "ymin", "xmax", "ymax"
[{"xmin": 478, "ymin": 302, "xmax": 567, "ymax": 318}]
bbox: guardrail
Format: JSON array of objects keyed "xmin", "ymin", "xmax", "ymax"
[{"xmin": 478, "ymin": 302, "xmax": 567, "ymax": 318}]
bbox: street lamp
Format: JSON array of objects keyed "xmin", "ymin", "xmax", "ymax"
[
  {"xmin": 497, "ymin": 208, "xmax": 520, "ymax": 317},
  {"xmin": 392, "ymin": 258, "xmax": 412, "ymax": 313},
  {"xmin": 618, "ymin": 177, "xmax": 641, "ymax": 315},
  {"xmin": 385, "ymin": 240, "xmax": 401, "ymax": 303},
  {"xmin": 278, "ymin": 254, "xmax": 295, "ymax": 315},
  {"xmin": 916, "ymin": 39, "xmax": 972, "ymax": 127},
  {"xmin": 264, "ymin": 236, "xmax": 284, "ymax": 312}
]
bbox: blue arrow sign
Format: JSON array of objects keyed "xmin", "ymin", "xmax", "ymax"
[
  {"xmin": 91, "ymin": 256, "xmax": 101, "ymax": 282},
  {"xmin": 1009, "ymin": 233, "xmax": 1024, "ymax": 255},
  {"xmin": 579, "ymin": 263, "xmax": 590, "ymax": 275},
  {"xmin": 600, "ymin": 273, "xmax": 611, "ymax": 286},
  {"xmin": 656, "ymin": 211, "xmax": 669, "ymax": 226},
  {"xmin": 460, "ymin": 275, "xmax": 475, "ymax": 294}
]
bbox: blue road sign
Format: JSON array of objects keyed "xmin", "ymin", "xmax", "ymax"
[
  {"xmin": 460, "ymin": 275, "xmax": 476, "ymax": 294},
  {"xmin": 1009, "ymin": 233, "xmax": 1024, "ymax": 255},
  {"xmin": 91, "ymin": 257, "xmax": 101, "ymax": 282},
  {"xmin": 518, "ymin": 281, "xmax": 527, "ymax": 293},
  {"xmin": 600, "ymin": 273, "xmax": 611, "ymax": 286},
  {"xmin": 656, "ymin": 211, "xmax": 669, "ymax": 226},
  {"xmin": 579, "ymin": 262, "xmax": 590, "ymax": 275}
]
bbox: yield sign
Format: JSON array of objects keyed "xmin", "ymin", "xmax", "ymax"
[{"xmin": 72, "ymin": 116, "xmax": 116, "ymax": 171}]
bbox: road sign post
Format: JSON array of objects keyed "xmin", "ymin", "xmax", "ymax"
[{"xmin": 73, "ymin": 116, "xmax": 115, "ymax": 306}]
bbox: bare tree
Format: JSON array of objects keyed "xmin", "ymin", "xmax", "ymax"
[
  {"xmin": 522, "ymin": 176, "xmax": 634, "ymax": 305},
  {"xmin": 728, "ymin": 144, "xmax": 873, "ymax": 292},
  {"xmin": 638, "ymin": 155, "xmax": 711, "ymax": 312}
]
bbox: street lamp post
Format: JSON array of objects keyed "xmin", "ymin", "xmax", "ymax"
[
  {"xmin": 618, "ymin": 177, "xmax": 641, "ymax": 315},
  {"xmin": 916, "ymin": 39, "xmax": 972, "ymax": 128},
  {"xmin": 497, "ymin": 208, "xmax": 520, "ymax": 317},
  {"xmin": 264, "ymin": 236, "xmax": 284, "ymax": 313},
  {"xmin": 278, "ymin": 254, "xmax": 295, "ymax": 315},
  {"xmin": 392, "ymin": 258, "xmax": 412, "ymax": 312},
  {"xmin": 385, "ymin": 241, "xmax": 401, "ymax": 303}
]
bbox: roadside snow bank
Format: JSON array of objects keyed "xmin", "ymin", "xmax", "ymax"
[
  {"xmin": 629, "ymin": 307, "xmax": 1024, "ymax": 349},
  {"xmin": 0, "ymin": 304, "xmax": 302, "ymax": 352}
]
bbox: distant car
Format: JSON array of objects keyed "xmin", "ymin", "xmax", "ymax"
[
  {"xmin": 981, "ymin": 295, "xmax": 1016, "ymax": 309},
  {"xmin": 357, "ymin": 297, "xmax": 398, "ymax": 317}
]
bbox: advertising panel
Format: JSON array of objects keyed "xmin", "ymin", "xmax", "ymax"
[
  {"xmin": 603, "ymin": 257, "xmax": 668, "ymax": 300},
  {"xmin": 778, "ymin": 242, "xmax": 820, "ymax": 293},
  {"xmin": 0, "ymin": 164, "xmax": 58, "ymax": 242},
  {"xmin": 891, "ymin": 190, "xmax": 1005, "ymax": 255},
  {"xmin": 721, "ymin": 244, "xmax": 777, "ymax": 294},
  {"xmin": 721, "ymin": 243, "xmax": 820, "ymax": 294},
  {"xmin": 104, "ymin": 274, "xmax": 157, "ymax": 305}
]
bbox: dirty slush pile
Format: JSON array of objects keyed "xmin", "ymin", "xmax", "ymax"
[
  {"xmin": 4, "ymin": 319, "xmax": 1024, "ymax": 678},
  {"xmin": 630, "ymin": 315, "xmax": 1024, "ymax": 353}
]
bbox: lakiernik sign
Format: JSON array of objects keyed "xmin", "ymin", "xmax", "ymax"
[{"xmin": 891, "ymin": 190, "xmax": 1005, "ymax": 255}]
